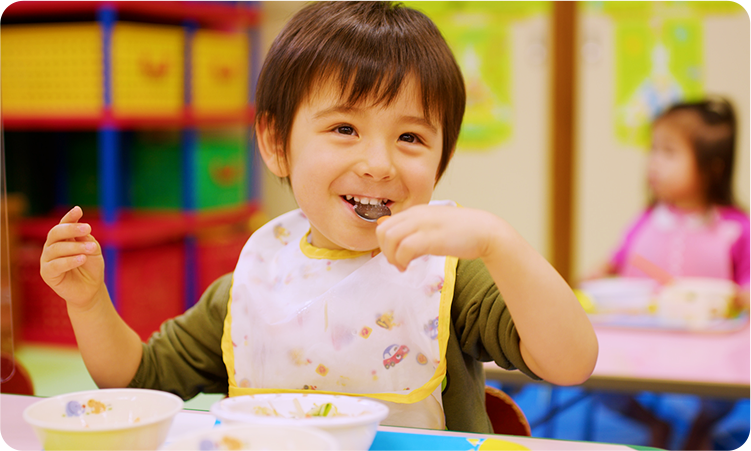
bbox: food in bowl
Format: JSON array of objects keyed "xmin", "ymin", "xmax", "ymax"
[
  {"xmin": 161, "ymin": 424, "xmax": 339, "ymax": 450},
  {"xmin": 657, "ymin": 277, "xmax": 737, "ymax": 328},
  {"xmin": 210, "ymin": 393, "xmax": 389, "ymax": 451},
  {"xmin": 23, "ymin": 388, "xmax": 183, "ymax": 450}
]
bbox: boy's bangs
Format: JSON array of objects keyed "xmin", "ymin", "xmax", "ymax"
[
  {"xmin": 256, "ymin": 1, "xmax": 465, "ymax": 180},
  {"xmin": 311, "ymin": 41, "xmax": 443, "ymax": 126}
]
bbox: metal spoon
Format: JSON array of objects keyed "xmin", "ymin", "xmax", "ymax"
[{"xmin": 354, "ymin": 202, "xmax": 391, "ymax": 222}]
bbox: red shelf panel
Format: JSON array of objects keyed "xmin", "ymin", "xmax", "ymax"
[
  {"xmin": 188, "ymin": 202, "xmax": 260, "ymax": 230},
  {"xmin": 2, "ymin": 1, "xmax": 261, "ymax": 28},
  {"xmin": 18, "ymin": 201, "xmax": 260, "ymax": 248}
]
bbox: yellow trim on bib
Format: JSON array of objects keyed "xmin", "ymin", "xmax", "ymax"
[
  {"xmin": 227, "ymin": 256, "xmax": 459, "ymax": 404},
  {"xmin": 299, "ymin": 231, "xmax": 373, "ymax": 260},
  {"xmin": 221, "ymin": 274, "xmax": 237, "ymax": 390}
]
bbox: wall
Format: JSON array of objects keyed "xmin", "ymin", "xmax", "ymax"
[
  {"xmin": 433, "ymin": 14, "xmax": 551, "ymax": 257},
  {"xmin": 705, "ymin": 14, "xmax": 750, "ymax": 209},
  {"xmin": 575, "ymin": 11, "xmax": 647, "ymax": 280}
]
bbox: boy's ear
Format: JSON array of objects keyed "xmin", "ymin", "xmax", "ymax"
[{"xmin": 256, "ymin": 114, "xmax": 289, "ymax": 178}]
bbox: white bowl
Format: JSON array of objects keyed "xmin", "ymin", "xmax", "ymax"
[
  {"xmin": 210, "ymin": 394, "xmax": 389, "ymax": 451},
  {"xmin": 23, "ymin": 388, "xmax": 183, "ymax": 450},
  {"xmin": 162, "ymin": 424, "xmax": 339, "ymax": 450},
  {"xmin": 579, "ymin": 277, "xmax": 659, "ymax": 314}
]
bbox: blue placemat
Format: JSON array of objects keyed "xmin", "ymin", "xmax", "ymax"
[
  {"xmin": 369, "ymin": 430, "xmax": 642, "ymax": 450},
  {"xmin": 369, "ymin": 430, "xmax": 540, "ymax": 451},
  {"xmin": 371, "ymin": 430, "xmax": 475, "ymax": 450}
]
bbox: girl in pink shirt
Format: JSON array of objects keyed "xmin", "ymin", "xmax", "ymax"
[{"xmin": 593, "ymin": 97, "xmax": 749, "ymax": 449}]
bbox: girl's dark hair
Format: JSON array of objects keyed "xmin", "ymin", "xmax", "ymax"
[
  {"xmin": 255, "ymin": 1, "xmax": 466, "ymax": 182},
  {"xmin": 656, "ymin": 97, "xmax": 737, "ymax": 206}
]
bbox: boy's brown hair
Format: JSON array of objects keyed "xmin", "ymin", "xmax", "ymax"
[{"xmin": 255, "ymin": 1, "xmax": 466, "ymax": 183}]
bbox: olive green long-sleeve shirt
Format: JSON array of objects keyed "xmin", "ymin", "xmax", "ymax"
[{"xmin": 128, "ymin": 258, "xmax": 538, "ymax": 433}]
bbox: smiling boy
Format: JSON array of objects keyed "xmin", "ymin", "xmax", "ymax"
[
  {"xmin": 258, "ymin": 76, "xmax": 440, "ymax": 252},
  {"xmin": 40, "ymin": 1, "xmax": 597, "ymax": 433}
]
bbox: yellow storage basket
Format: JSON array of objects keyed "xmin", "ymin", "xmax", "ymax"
[
  {"xmin": 111, "ymin": 22, "xmax": 184, "ymax": 118},
  {"xmin": 192, "ymin": 29, "xmax": 249, "ymax": 116},
  {"xmin": 1, "ymin": 22, "xmax": 185, "ymax": 119},
  {"xmin": 1, "ymin": 23, "xmax": 103, "ymax": 116}
]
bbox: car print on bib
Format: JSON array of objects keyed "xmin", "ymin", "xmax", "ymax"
[{"xmin": 382, "ymin": 344, "xmax": 409, "ymax": 369}]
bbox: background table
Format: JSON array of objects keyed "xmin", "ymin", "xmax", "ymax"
[
  {"xmin": 485, "ymin": 322, "xmax": 750, "ymax": 399},
  {"xmin": 1, "ymin": 393, "xmax": 655, "ymax": 450}
]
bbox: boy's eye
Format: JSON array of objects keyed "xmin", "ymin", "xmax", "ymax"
[
  {"xmin": 399, "ymin": 133, "xmax": 419, "ymax": 144},
  {"xmin": 336, "ymin": 125, "xmax": 356, "ymax": 135}
]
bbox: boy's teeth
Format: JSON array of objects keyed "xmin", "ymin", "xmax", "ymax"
[{"xmin": 347, "ymin": 195, "xmax": 385, "ymax": 205}]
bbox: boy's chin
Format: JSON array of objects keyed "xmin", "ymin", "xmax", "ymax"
[
  {"xmin": 331, "ymin": 233, "xmax": 380, "ymax": 253},
  {"xmin": 310, "ymin": 228, "xmax": 379, "ymax": 253},
  {"xmin": 339, "ymin": 237, "xmax": 380, "ymax": 253}
]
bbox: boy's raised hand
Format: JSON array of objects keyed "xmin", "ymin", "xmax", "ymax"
[
  {"xmin": 375, "ymin": 205, "xmax": 499, "ymax": 271},
  {"xmin": 40, "ymin": 206, "xmax": 105, "ymax": 309},
  {"xmin": 377, "ymin": 203, "xmax": 598, "ymax": 386}
]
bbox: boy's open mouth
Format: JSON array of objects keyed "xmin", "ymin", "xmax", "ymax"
[
  {"xmin": 343, "ymin": 195, "xmax": 393, "ymax": 222},
  {"xmin": 342, "ymin": 195, "xmax": 391, "ymax": 208}
]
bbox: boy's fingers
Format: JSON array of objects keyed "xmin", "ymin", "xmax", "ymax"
[
  {"xmin": 59, "ymin": 206, "xmax": 83, "ymax": 224},
  {"xmin": 41, "ymin": 255, "xmax": 85, "ymax": 281},
  {"xmin": 46, "ymin": 222, "xmax": 92, "ymax": 245},
  {"xmin": 42, "ymin": 241, "xmax": 99, "ymax": 263},
  {"xmin": 393, "ymin": 233, "xmax": 429, "ymax": 272}
]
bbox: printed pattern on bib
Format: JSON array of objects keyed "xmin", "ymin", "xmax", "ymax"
[{"xmin": 224, "ymin": 203, "xmax": 456, "ymax": 405}]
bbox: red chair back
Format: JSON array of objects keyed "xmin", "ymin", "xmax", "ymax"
[
  {"xmin": 0, "ymin": 353, "xmax": 34, "ymax": 396},
  {"xmin": 485, "ymin": 385, "xmax": 531, "ymax": 436}
]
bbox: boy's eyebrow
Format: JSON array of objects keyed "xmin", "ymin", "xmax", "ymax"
[
  {"xmin": 399, "ymin": 115, "xmax": 438, "ymax": 134},
  {"xmin": 312, "ymin": 105, "xmax": 358, "ymax": 120},
  {"xmin": 313, "ymin": 105, "xmax": 438, "ymax": 133}
]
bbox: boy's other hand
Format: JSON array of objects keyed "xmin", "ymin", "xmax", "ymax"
[
  {"xmin": 375, "ymin": 205, "xmax": 499, "ymax": 271},
  {"xmin": 40, "ymin": 206, "xmax": 105, "ymax": 310}
]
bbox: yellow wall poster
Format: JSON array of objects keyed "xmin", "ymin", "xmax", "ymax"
[
  {"xmin": 616, "ymin": 16, "xmax": 702, "ymax": 148},
  {"xmin": 406, "ymin": 2, "xmax": 550, "ymax": 152}
]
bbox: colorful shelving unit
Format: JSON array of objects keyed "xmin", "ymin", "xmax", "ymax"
[{"xmin": 2, "ymin": 1, "xmax": 263, "ymax": 344}]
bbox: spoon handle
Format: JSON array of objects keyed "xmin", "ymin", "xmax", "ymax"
[{"xmin": 630, "ymin": 254, "xmax": 674, "ymax": 285}]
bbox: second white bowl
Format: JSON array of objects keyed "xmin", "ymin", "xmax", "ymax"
[{"xmin": 210, "ymin": 393, "xmax": 389, "ymax": 451}]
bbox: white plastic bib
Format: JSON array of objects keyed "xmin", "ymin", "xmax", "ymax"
[{"xmin": 222, "ymin": 202, "xmax": 457, "ymax": 429}]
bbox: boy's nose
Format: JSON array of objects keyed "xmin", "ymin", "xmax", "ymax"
[{"xmin": 357, "ymin": 141, "xmax": 396, "ymax": 181}]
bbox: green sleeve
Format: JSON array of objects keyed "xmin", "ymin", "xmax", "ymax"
[
  {"xmin": 451, "ymin": 258, "xmax": 538, "ymax": 379},
  {"xmin": 442, "ymin": 258, "xmax": 539, "ymax": 433},
  {"xmin": 127, "ymin": 273, "xmax": 232, "ymax": 400}
]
